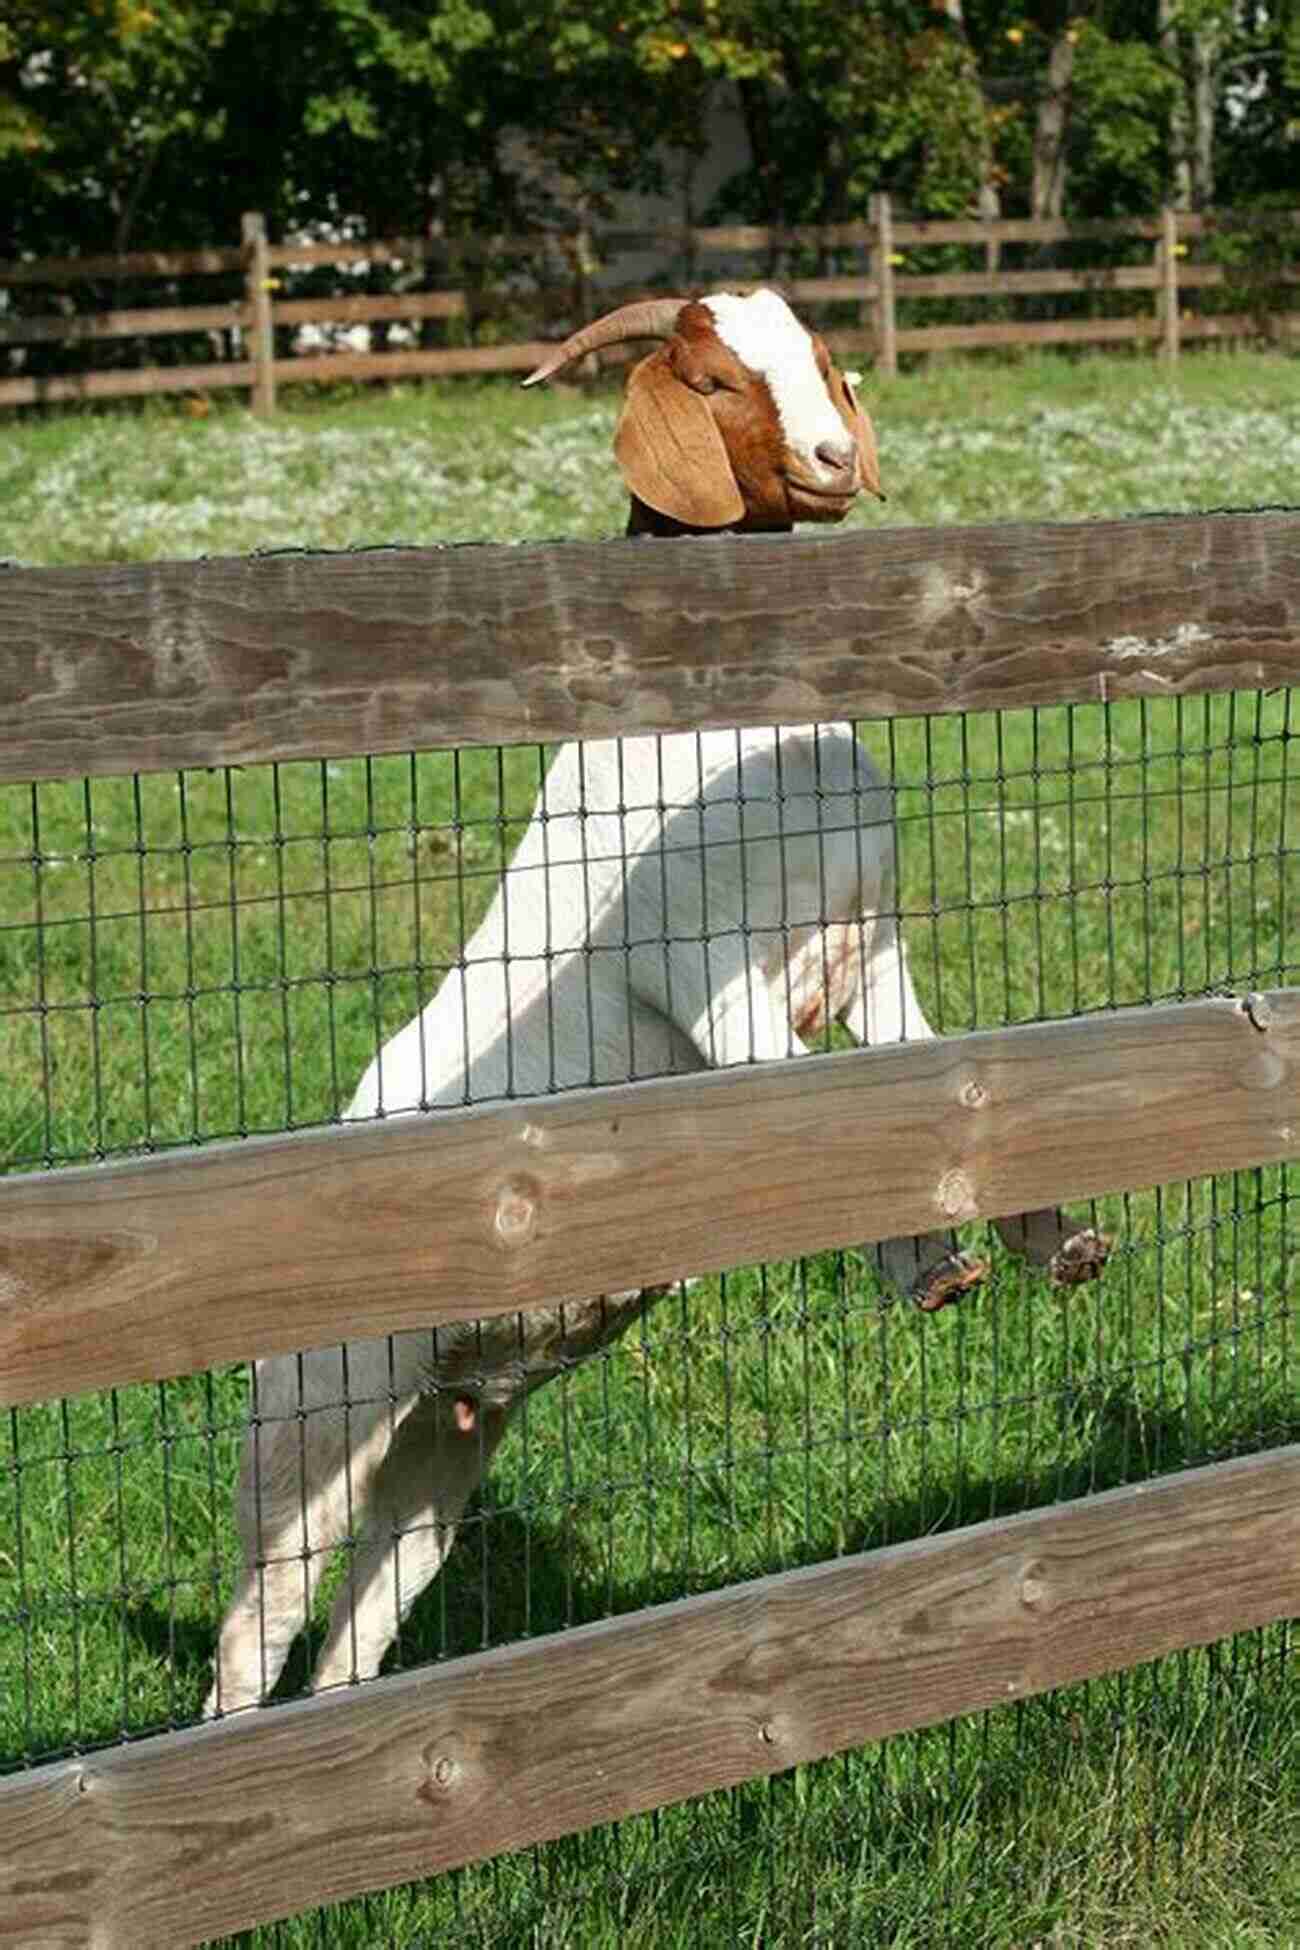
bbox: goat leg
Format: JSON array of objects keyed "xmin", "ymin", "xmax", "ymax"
[
  {"xmin": 873, "ymin": 1233, "xmax": 987, "ymax": 1313},
  {"xmin": 992, "ymin": 1209, "xmax": 1112, "ymax": 1288}
]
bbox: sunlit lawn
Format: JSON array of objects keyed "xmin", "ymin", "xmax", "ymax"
[{"xmin": 1, "ymin": 344, "xmax": 1298, "ymax": 564}]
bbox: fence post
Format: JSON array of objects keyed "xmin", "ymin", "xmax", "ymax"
[
  {"xmin": 871, "ymin": 192, "xmax": 898, "ymax": 377},
  {"xmin": 980, "ymin": 181, "xmax": 1001, "ymax": 278},
  {"xmin": 242, "ymin": 211, "xmax": 276, "ymax": 415},
  {"xmin": 565, "ymin": 226, "xmax": 600, "ymax": 377},
  {"xmin": 1157, "ymin": 206, "xmax": 1181, "ymax": 365}
]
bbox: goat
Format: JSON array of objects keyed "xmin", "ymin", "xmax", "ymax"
[
  {"xmin": 206, "ymin": 727, "xmax": 1106, "ymax": 1715},
  {"xmin": 206, "ymin": 293, "xmax": 1108, "ymax": 1714},
  {"xmin": 204, "ymin": 726, "xmax": 943, "ymax": 1714},
  {"xmin": 521, "ymin": 287, "xmax": 882, "ymax": 536}
]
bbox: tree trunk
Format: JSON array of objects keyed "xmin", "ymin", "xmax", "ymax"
[
  {"xmin": 1159, "ymin": 0, "xmax": 1193, "ymax": 210},
  {"xmin": 736, "ymin": 76, "xmax": 782, "ymax": 231},
  {"xmin": 1031, "ymin": 31, "xmax": 1076, "ymax": 222},
  {"xmin": 1191, "ymin": 24, "xmax": 1220, "ymax": 208},
  {"xmin": 931, "ymin": 0, "xmax": 1001, "ymax": 259}
]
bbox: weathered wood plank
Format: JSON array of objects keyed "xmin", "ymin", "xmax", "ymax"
[
  {"xmin": 1, "ymin": 991, "xmax": 1296, "ymax": 1405},
  {"xmin": 899, "ymin": 317, "xmax": 1161, "ymax": 352},
  {"xmin": 0, "ymin": 360, "xmax": 252, "ymax": 407},
  {"xmin": 3, "ymin": 1445, "xmax": 1296, "ymax": 1949},
  {"xmin": 894, "ymin": 266, "xmax": 1159, "ymax": 298},
  {"xmin": 894, "ymin": 312, "xmax": 1297, "ymax": 353},
  {"xmin": 688, "ymin": 216, "xmax": 1161, "ymax": 248},
  {"xmin": 4, "ymin": 511, "xmax": 1300, "ymax": 783},
  {"xmin": 272, "ymin": 291, "xmax": 467, "ymax": 324},
  {"xmin": 0, "ymin": 303, "xmax": 250, "ymax": 346},
  {"xmin": 270, "ymin": 341, "xmax": 552, "ymax": 385},
  {"xmin": 0, "ymin": 246, "xmax": 244, "ymax": 284},
  {"xmin": 889, "ymin": 215, "xmax": 1162, "ymax": 246}
]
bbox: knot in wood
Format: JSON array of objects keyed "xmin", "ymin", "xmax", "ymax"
[
  {"xmin": 1243, "ymin": 992, "xmax": 1273, "ymax": 1032},
  {"xmin": 935, "ymin": 1167, "xmax": 976, "ymax": 1221},
  {"xmin": 417, "ymin": 1747, "xmax": 462, "ymax": 1806},
  {"xmin": 494, "ymin": 1175, "xmax": 540, "ymax": 1246},
  {"xmin": 959, "ymin": 1079, "xmax": 987, "ymax": 1110},
  {"xmin": 1018, "ymin": 1560, "xmax": 1049, "ymax": 1611}
]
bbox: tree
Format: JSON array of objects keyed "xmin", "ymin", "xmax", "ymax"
[
  {"xmin": 3, "ymin": 0, "xmax": 1299, "ymax": 277},
  {"xmin": 633, "ymin": 1, "xmax": 995, "ymax": 226},
  {"xmin": 0, "ymin": 2, "xmax": 251, "ymax": 259}
]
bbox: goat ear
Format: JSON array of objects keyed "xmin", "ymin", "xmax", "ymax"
[
  {"xmin": 615, "ymin": 349, "xmax": 746, "ymax": 529},
  {"xmin": 838, "ymin": 372, "xmax": 884, "ymax": 500},
  {"xmin": 852, "ymin": 401, "xmax": 884, "ymax": 499}
]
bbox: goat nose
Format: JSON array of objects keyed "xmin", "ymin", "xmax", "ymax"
[{"xmin": 815, "ymin": 438, "xmax": 856, "ymax": 480}]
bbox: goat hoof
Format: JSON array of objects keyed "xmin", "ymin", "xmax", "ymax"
[
  {"xmin": 912, "ymin": 1251, "xmax": 987, "ymax": 1313},
  {"xmin": 1049, "ymin": 1228, "xmax": 1112, "ymax": 1288}
]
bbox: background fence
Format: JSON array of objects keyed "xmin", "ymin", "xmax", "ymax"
[
  {"xmin": 3, "ymin": 200, "xmax": 1300, "ymax": 412},
  {"xmin": 0, "ymin": 514, "xmax": 1298, "ymax": 1945}
]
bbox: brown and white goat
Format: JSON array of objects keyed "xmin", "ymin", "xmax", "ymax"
[
  {"xmin": 205, "ymin": 291, "xmax": 1108, "ymax": 1716},
  {"xmin": 523, "ymin": 287, "xmax": 882, "ymax": 535}
]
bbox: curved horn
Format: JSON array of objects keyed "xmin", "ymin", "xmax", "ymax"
[{"xmin": 521, "ymin": 298, "xmax": 688, "ymax": 387}]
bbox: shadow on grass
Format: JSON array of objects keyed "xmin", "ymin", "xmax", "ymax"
[
  {"xmin": 4, "ymin": 1378, "xmax": 1293, "ymax": 1775},
  {"xmin": 387, "ymin": 1380, "xmax": 1300, "ymax": 1674}
]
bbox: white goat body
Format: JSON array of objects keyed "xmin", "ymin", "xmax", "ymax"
[
  {"xmin": 353, "ymin": 725, "xmax": 910, "ymax": 1106},
  {"xmin": 207, "ymin": 727, "xmax": 902, "ymax": 1711},
  {"xmin": 207, "ymin": 724, "xmax": 1102, "ymax": 1714}
]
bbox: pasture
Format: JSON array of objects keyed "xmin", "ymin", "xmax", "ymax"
[{"xmin": 2, "ymin": 349, "xmax": 1298, "ymax": 1946}]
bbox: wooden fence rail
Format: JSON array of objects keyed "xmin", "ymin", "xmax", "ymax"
[
  {"xmin": 3, "ymin": 200, "xmax": 1299, "ymax": 409},
  {"xmin": 0, "ymin": 515, "xmax": 1297, "ymax": 1945},
  {"xmin": 3, "ymin": 987, "xmax": 1296, "ymax": 1405},
  {"xmin": 4, "ymin": 509, "xmax": 1300, "ymax": 783},
  {"xmin": 3, "ymin": 1445, "xmax": 1296, "ymax": 1949}
]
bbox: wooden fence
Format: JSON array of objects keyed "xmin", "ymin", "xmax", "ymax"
[
  {"xmin": 1, "ymin": 512, "xmax": 1299, "ymax": 1944},
  {"xmin": 3, "ymin": 200, "xmax": 1299, "ymax": 411}
]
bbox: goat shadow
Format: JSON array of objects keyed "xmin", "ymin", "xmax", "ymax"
[
  {"xmin": 380, "ymin": 1377, "xmax": 1300, "ymax": 1677},
  {"xmin": 4, "ymin": 1370, "xmax": 1288, "ymax": 1771}
]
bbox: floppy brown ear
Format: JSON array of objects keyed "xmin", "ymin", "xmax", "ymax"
[
  {"xmin": 839, "ymin": 373, "xmax": 884, "ymax": 500},
  {"xmin": 615, "ymin": 348, "xmax": 746, "ymax": 529}
]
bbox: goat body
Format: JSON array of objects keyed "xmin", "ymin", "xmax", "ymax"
[{"xmin": 206, "ymin": 726, "xmax": 1106, "ymax": 1714}]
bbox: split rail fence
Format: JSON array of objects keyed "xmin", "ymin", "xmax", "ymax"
[
  {"xmin": 0, "ymin": 511, "xmax": 1298, "ymax": 1944},
  {"xmin": 3, "ymin": 200, "xmax": 1299, "ymax": 411}
]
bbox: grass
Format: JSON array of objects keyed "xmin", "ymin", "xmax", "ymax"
[
  {"xmin": 1, "ymin": 349, "xmax": 1298, "ymax": 1946},
  {"xmin": 1, "ymin": 344, "xmax": 1298, "ymax": 563}
]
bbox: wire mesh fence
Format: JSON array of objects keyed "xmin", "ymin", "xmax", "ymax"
[{"xmin": 1, "ymin": 693, "xmax": 1296, "ymax": 1943}]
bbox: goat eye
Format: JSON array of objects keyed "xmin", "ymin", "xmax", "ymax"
[{"xmin": 690, "ymin": 373, "xmax": 718, "ymax": 395}]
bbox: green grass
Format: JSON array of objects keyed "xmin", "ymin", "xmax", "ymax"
[
  {"xmin": 1, "ymin": 351, "xmax": 1298, "ymax": 1946},
  {"xmin": 1, "ymin": 344, "xmax": 1298, "ymax": 563}
]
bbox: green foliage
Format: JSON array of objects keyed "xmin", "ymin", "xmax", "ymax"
[
  {"xmin": 1, "ymin": 0, "xmax": 1299, "ymax": 262},
  {"xmin": 0, "ymin": 1, "xmax": 247, "ymax": 252},
  {"xmin": 1069, "ymin": 21, "xmax": 1179, "ymax": 211}
]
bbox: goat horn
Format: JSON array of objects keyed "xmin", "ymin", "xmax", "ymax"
[{"xmin": 521, "ymin": 298, "xmax": 688, "ymax": 387}]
